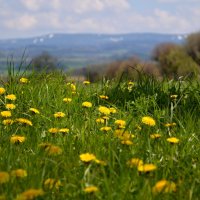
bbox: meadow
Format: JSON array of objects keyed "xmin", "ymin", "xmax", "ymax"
[{"xmin": 0, "ymin": 69, "xmax": 200, "ymax": 200}]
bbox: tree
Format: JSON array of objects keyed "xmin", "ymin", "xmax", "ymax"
[
  {"xmin": 31, "ymin": 52, "xmax": 58, "ymax": 72},
  {"xmin": 185, "ymin": 32, "xmax": 200, "ymax": 65}
]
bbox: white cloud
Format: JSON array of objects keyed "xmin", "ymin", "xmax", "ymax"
[{"xmin": 5, "ymin": 14, "xmax": 37, "ymax": 30}]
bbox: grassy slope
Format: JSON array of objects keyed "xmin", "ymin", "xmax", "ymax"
[{"xmin": 0, "ymin": 71, "xmax": 200, "ymax": 200}]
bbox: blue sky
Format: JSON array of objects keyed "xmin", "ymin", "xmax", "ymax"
[{"xmin": 0, "ymin": 0, "xmax": 200, "ymax": 39}]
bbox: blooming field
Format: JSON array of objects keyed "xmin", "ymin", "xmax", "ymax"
[{"xmin": 0, "ymin": 73, "xmax": 200, "ymax": 199}]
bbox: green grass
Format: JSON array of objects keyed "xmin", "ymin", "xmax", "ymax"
[{"xmin": 0, "ymin": 70, "xmax": 200, "ymax": 200}]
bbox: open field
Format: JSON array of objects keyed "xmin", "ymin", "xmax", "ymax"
[{"xmin": 0, "ymin": 71, "xmax": 200, "ymax": 200}]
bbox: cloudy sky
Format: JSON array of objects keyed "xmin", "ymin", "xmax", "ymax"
[{"xmin": 0, "ymin": 0, "xmax": 200, "ymax": 39}]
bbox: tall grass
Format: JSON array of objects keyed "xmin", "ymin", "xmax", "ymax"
[{"xmin": 0, "ymin": 69, "xmax": 199, "ymax": 200}]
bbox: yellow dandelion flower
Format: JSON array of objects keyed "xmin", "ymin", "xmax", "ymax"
[
  {"xmin": 164, "ymin": 123, "xmax": 176, "ymax": 127},
  {"xmin": 5, "ymin": 94, "xmax": 16, "ymax": 101},
  {"xmin": 54, "ymin": 112, "xmax": 65, "ymax": 118},
  {"xmin": 44, "ymin": 178, "xmax": 62, "ymax": 190},
  {"xmin": 16, "ymin": 118, "xmax": 33, "ymax": 126},
  {"xmin": 1, "ymin": 111, "xmax": 12, "ymax": 118},
  {"xmin": 83, "ymin": 81, "xmax": 90, "ymax": 85},
  {"xmin": 48, "ymin": 128, "xmax": 59, "ymax": 134},
  {"xmin": 5, "ymin": 104, "xmax": 16, "ymax": 110},
  {"xmin": 170, "ymin": 95, "xmax": 178, "ymax": 99},
  {"xmin": 0, "ymin": 172, "xmax": 9, "ymax": 184},
  {"xmin": 167, "ymin": 137, "xmax": 179, "ymax": 144},
  {"xmin": 100, "ymin": 126, "xmax": 112, "ymax": 132},
  {"xmin": 29, "ymin": 108, "xmax": 40, "ymax": 114},
  {"xmin": 20, "ymin": 77, "xmax": 29, "ymax": 83},
  {"xmin": 127, "ymin": 158, "xmax": 143, "ymax": 168},
  {"xmin": 102, "ymin": 116, "xmax": 109, "ymax": 120},
  {"xmin": 96, "ymin": 118, "xmax": 105, "ymax": 124},
  {"xmin": 121, "ymin": 140, "xmax": 133, "ymax": 145},
  {"xmin": 69, "ymin": 83, "xmax": 76, "ymax": 91},
  {"xmin": 128, "ymin": 81, "xmax": 134, "ymax": 86},
  {"xmin": 11, "ymin": 169, "xmax": 27, "ymax": 178},
  {"xmin": 59, "ymin": 128, "xmax": 69, "ymax": 133},
  {"xmin": 80, "ymin": 153, "xmax": 96, "ymax": 163},
  {"xmin": 152, "ymin": 179, "xmax": 176, "ymax": 193},
  {"xmin": 98, "ymin": 106, "xmax": 110, "ymax": 115},
  {"xmin": 99, "ymin": 95, "xmax": 109, "ymax": 100},
  {"xmin": 82, "ymin": 101, "xmax": 92, "ymax": 108},
  {"xmin": 46, "ymin": 145, "xmax": 62, "ymax": 156},
  {"xmin": 0, "ymin": 87, "xmax": 6, "ymax": 95},
  {"xmin": 2, "ymin": 119, "xmax": 14, "ymax": 125},
  {"xmin": 142, "ymin": 116, "xmax": 156, "ymax": 126},
  {"xmin": 10, "ymin": 135, "xmax": 26, "ymax": 144},
  {"xmin": 150, "ymin": 133, "xmax": 161, "ymax": 139},
  {"xmin": 109, "ymin": 107, "xmax": 117, "ymax": 114},
  {"xmin": 114, "ymin": 129, "xmax": 134, "ymax": 140},
  {"xmin": 63, "ymin": 98, "xmax": 72, "ymax": 103},
  {"xmin": 84, "ymin": 186, "xmax": 99, "ymax": 193},
  {"xmin": 15, "ymin": 189, "xmax": 44, "ymax": 200},
  {"xmin": 138, "ymin": 164, "xmax": 157, "ymax": 173},
  {"xmin": 115, "ymin": 120, "xmax": 126, "ymax": 129}
]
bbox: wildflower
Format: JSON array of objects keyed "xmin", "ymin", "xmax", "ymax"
[
  {"xmin": 20, "ymin": 77, "xmax": 28, "ymax": 83},
  {"xmin": 115, "ymin": 120, "xmax": 126, "ymax": 129},
  {"xmin": 109, "ymin": 107, "xmax": 117, "ymax": 114},
  {"xmin": 96, "ymin": 118, "xmax": 105, "ymax": 124},
  {"xmin": 84, "ymin": 186, "xmax": 99, "ymax": 193},
  {"xmin": 128, "ymin": 81, "xmax": 134, "ymax": 86},
  {"xmin": 5, "ymin": 94, "xmax": 16, "ymax": 101},
  {"xmin": 167, "ymin": 137, "xmax": 179, "ymax": 144},
  {"xmin": 82, "ymin": 101, "xmax": 92, "ymax": 108},
  {"xmin": 16, "ymin": 118, "xmax": 32, "ymax": 126},
  {"xmin": 44, "ymin": 178, "xmax": 62, "ymax": 190},
  {"xmin": 121, "ymin": 140, "xmax": 133, "ymax": 145},
  {"xmin": 100, "ymin": 126, "xmax": 112, "ymax": 132},
  {"xmin": 1, "ymin": 111, "xmax": 12, "ymax": 118},
  {"xmin": 70, "ymin": 83, "xmax": 76, "ymax": 91},
  {"xmin": 170, "ymin": 95, "xmax": 178, "ymax": 99},
  {"xmin": 164, "ymin": 123, "xmax": 176, "ymax": 127},
  {"xmin": 98, "ymin": 106, "xmax": 110, "ymax": 115},
  {"xmin": 99, "ymin": 95, "xmax": 109, "ymax": 100},
  {"xmin": 59, "ymin": 128, "xmax": 69, "ymax": 134},
  {"xmin": 15, "ymin": 189, "xmax": 44, "ymax": 200},
  {"xmin": 142, "ymin": 116, "xmax": 156, "ymax": 126},
  {"xmin": 5, "ymin": 104, "xmax": 16, "ymax": 110},
  {"xmin": 2, "ymin": 119, "xmax": 14, "ymax": 125},
  {"xmin": 63, "ymin": 98, "xmax": 72, "ymax": 103},
  {"xmin": 0, "ymin": 172, "xmax": 9, "ymax": 184},
  {"xmin": 29, "ymin": 108, "xmax": 40, "ymax": 114},
  {"xmin": 127, "ymin": 158, "xmax": 143, "ymax": 168},
  {"xmin": 10, "ymin": 135, "xmax": 26, "ymax": 144},
  {"xmin": 0, "ymin": 87, "xmax": 6, "ymax": 95},
  {"xmin": 54, "ymin": 112, "xmax": 65, "ymax": 118},
  {"xmin": 11, "ymin": 169, "xmax": 27, "ymax": 178},
  {"xmin": 150, "ymin": 133, "xmax": 161, "ymax": 139},
  {"xmin": 46, "ymin": 145, "xmax": 62, "ymax": 156},
  {"xmin": 39, "ymin": 143, "xmax": 52, "ymax": 150},
  {"xmin": 83, "ymin": 81, "xmax": 90, "ymax": 85},
  {"xmin": 102, "ymin": 116, "xmax": 109, "ymax": 120},
  {"xmin": 138, "ymin": 164, "xmax": 157, "ymax": 173},
  {"xmin": 80, "ymin": 153, "xmax": 96, "ymax": 163},
  {"xmin": 48, "ymin": 128, "xmax": 59, "ymax": 134},
  {"xmin": 114, "ymin": 129, "xmax": 134, "ymax": 140},
  {"xmin": 152, "ymin": 179, "xmax": 176, "ymax": 193}
]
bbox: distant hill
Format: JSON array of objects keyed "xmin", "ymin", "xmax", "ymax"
[{"xmin": 0, "ymin": 33, "xmax": 186, "ymax": 71}]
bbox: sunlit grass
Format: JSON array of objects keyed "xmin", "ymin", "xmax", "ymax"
[{"xmin": 0, "ymin": 71, "xmax": 200, "ymax": 199}]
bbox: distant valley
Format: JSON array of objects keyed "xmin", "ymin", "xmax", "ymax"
[{"xmin": 0, "ymin": 33, "xmax": 186, "ymax": 72}]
